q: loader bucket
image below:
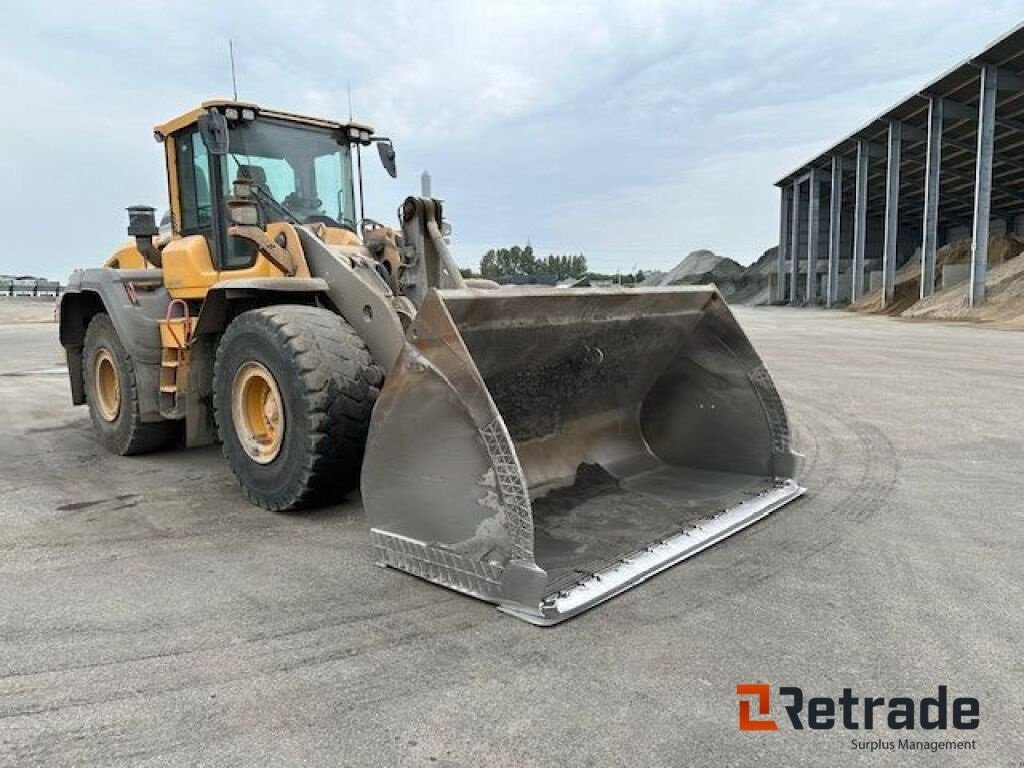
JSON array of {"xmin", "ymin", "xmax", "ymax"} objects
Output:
[{"xmin": 362, "ymin": 286, "xmax": 804, "ymax": 625}]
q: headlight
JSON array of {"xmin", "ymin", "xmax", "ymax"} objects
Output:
[
  {"xmin": 348, "ymin": 127, "xmax": 362, "ymax": 140},
  {"xmin": 360, "ymin": 131, "xmax": 370, "ymax": 143},
  {"xmin": 224, "ymin": 107, "xmax": 239, "ymax": 120},
  {"xmin": 241, "ymin": 108, "xmax": 256, "ymax": 121}
]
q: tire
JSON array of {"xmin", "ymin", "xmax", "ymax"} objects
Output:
[
  {"xmin": 213, "ymin": 305, "xmax": 383, "ymax": 511},
  {"xmin": 82, "ymin": 313, "xmax": 179, "ymax": 455}
]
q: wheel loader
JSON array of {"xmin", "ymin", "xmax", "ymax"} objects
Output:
[{"xmin": 58, "ymin": 100, "xmax": 804, "ymax": 624}]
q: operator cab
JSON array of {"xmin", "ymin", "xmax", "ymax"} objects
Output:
[{"xmin": 152, "ymin": 100, "xmax": 396, "ymax": 272}]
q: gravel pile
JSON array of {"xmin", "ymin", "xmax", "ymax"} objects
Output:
[{"xmin": 645, "ymin": 248, "xmax": 771, "ymax": 304}]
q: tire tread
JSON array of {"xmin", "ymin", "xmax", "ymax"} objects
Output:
[{"xmin": 213, "ymin": 305, "xmax": 382, "ymax": 510}]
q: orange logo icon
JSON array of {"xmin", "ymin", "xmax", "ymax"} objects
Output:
[{"xmin": 737, "ymin": 683, "xmax": 779, "ymax": 731}]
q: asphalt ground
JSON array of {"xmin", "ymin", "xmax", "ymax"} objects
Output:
[{"xmin": 0, "ymin": 303, "xmax": 1021, "ymax": 766}]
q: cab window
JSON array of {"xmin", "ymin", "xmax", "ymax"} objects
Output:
[
  {"xmin": 227, "ymin": 155, "xmax": 296, "ymax": 201},
  {"xmin": 222, "ymin": 118, "xmax": 356, "ymax": 229},
  {"xmin": 175, "ymin": 130, "xmax": 212, "ymax": 233}
]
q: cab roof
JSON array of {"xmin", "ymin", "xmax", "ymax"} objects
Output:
[{"xmin": 153, "ymin": 99, "xmax": 375, "ymax": 142}]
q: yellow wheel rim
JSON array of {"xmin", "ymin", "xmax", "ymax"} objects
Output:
[
  {"xmin": 94, "ymin": 348, "xmax": 121, "ymax": 422},
  {"xmin": 232, "ymin": 362, "xmax": 285, "ymax": 464}
]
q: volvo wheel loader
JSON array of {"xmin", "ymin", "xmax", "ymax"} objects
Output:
[{"xmin": 59, "ymin": 100, "xmax": 804, "ymax": 624}]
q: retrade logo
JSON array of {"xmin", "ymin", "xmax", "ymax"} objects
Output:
[
  {"xmin": 736, "ymin": 684, "xmax": 778, "ymax": 731},
  {"xmin": 735, "ymin": 684, "xmax": 979, "ymax": 732}
]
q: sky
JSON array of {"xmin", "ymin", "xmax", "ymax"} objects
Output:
[{"xmin": 1, "ymin": 1, "xmax": 1021, "ymax": 279}]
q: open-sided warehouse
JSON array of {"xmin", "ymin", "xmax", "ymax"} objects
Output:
[{"xmin": 776, "ymin": 22, "xmax": 1024, "ymax": 308}]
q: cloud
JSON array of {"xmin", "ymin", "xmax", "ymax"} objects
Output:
[{"xmin": 0, "ymin": 1, "xmax": 1020, "ymax": 279}]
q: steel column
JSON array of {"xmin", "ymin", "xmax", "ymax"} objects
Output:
[
  {"xmin": 790, "ymin": 178, "xmax": 801, "ymax": 305},
  {"xmin": 777, "ymin": 186, "xmax": 790, "ymax": 302},
  {"xmin": 881, "ymin": 121, "xmax": 902, "ymax": 308},
  {"xmin": 806, "ymin": 168, "xmax": 821, "ymax": 304},
  {"xmin": 920, "ymin": 98, "xmax": 943, "ymax": 299},
  {"xmin": 970, "ymin": 64, "xmax": 997, "ymax": 306},
  {"xmin": 851, "ymin": 140, "xmax": 869, "ymax": 302},
  {"xmin": 827, "ymin": 156, "xmax": 843, "ymax": 307}
]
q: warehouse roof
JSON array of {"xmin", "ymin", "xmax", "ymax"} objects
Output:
[{"xmin": 776, "ymin": 23, "xmax": 1024, "ymax": 226}]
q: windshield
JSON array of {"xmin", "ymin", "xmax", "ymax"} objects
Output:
[{"xmin": 223, "ymin": 118, "xmax": 356, "ymax": 228}]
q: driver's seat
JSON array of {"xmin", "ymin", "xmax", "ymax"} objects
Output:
[{"xmin": 236, "ymin": 164, "xmax": 268, "ymax": 190}]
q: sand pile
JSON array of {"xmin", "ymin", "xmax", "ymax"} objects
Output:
[
  {"xmin": 848, "ymin": 234, "xmax": 1024, "ymax": 318},
  {"xmin": 902, "ymin": 248, "xmax": 1024, "ymax": 326},
  {"xmin": 938, "ymin": 234, "xmax": 1024, "ymax": 267},
  {"xmin": 848, "ymin": 258, "xmax": 926, "ymax": 315}
]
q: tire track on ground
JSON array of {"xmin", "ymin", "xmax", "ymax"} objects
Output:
[{"xmin": 637, "ymin": 395, "xmax": 900, "ymax": 621}]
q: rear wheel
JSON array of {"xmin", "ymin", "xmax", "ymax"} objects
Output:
[
  {"xmin": 83, "ymin": 313, "xmax": 179, "ymax": 455},
  {"xmin": 213, "ymin": 305, "xmax": 382, "ymax": 511}
]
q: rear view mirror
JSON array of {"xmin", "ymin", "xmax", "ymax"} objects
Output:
[
  {"xmin": 198, "ymin": 110, "xmax": 230, "ymax": 155},
  {"xmin": 377, "ymin": 140, "xmax": 397, "ymax": 178}
]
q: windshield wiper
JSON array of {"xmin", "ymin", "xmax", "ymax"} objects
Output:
[
  {"xmin": 251, "ymin": 185, "xmax": 304, "ymax": 225},
  {"xmin": 228, "ymin": 152, "xmax": 304, "ymax": 225}
]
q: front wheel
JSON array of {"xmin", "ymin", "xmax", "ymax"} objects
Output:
[{"xmin": 213, "ymin": 305, "xmax": 382, "ymax": 511}]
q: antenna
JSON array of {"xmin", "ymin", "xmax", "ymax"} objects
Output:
[
  {"xmin": 349, "ymin": 83, "xmax": 365, "ymax": 227},
  {"xmin": 229, "ymin": 40, "xmax": 239, "ymax": 101}
]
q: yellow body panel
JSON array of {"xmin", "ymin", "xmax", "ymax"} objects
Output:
[
  {"xmin": 159, "ymin": 223, "xmax": 306, "ymax": 300},
  {"xmin": 159, "ymin": 318, "xmax": 192, "ymax": 349},
  {"xmin": 160, "ymin": 235, "xmax": 218, "ymax": 299},
  {"xmin": 262, "ymin": 222, "xmax": 310, "ymax": 278},
  {"xmin": 154, "ymin": 106, "xmax": 208, "ymax": 140},
  {"xmin": 104, "ymin": 241, "xmax": 151, "ymax": 270}
]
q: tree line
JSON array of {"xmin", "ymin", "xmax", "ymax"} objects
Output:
[
  {"xmin": 478, "ymin": 245, "xmax": 588, "ymax": 281},
  {"xmin": 468, "ymin": 244, "xmax": 647, "ymax": 284}
]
